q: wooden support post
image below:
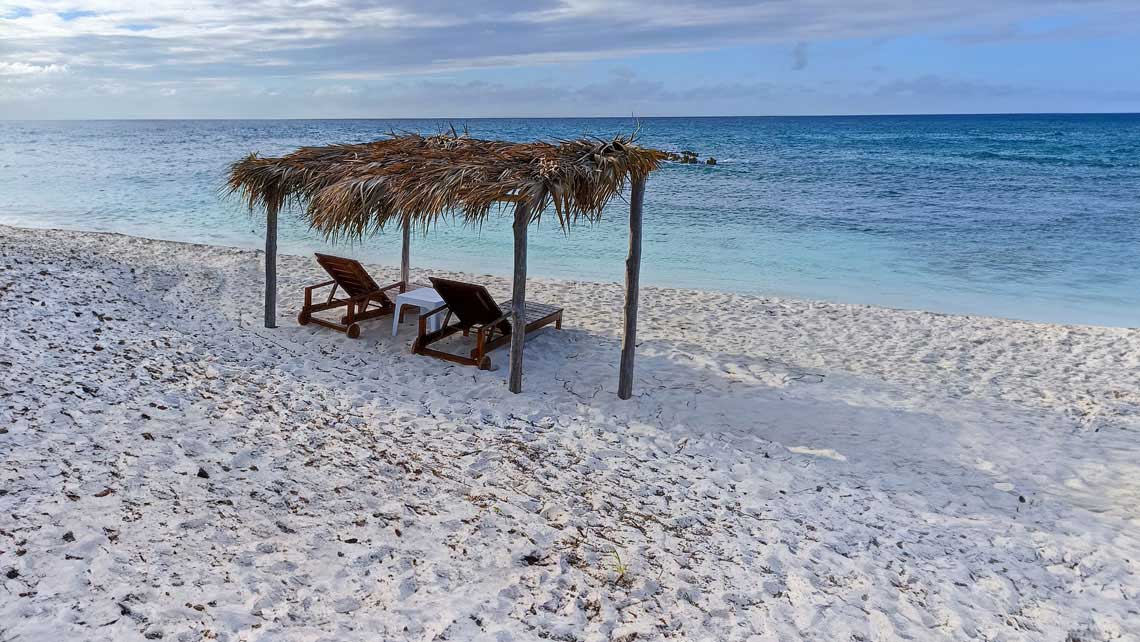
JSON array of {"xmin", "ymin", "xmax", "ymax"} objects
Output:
[
  {"xmin": 400, "ymin": 221, "xmax": 411, "ymax": 291},
  {"xmin": 618, "ymin": 175, "xmax": 645, "ymax": 400},
  {"xmin": 264, "ymin": 207, "xmax": 278, "ymax": 328},
  {"xmin": 508, "ymin": 202, "xmax": 530, "ymax": 394}
]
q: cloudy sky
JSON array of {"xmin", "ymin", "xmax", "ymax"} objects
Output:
[{"xmin": 2, "ymin": 1, "xmax": 1139, "ymax": 118}]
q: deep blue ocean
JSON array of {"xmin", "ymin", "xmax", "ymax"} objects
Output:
[{"xmin": 0, "ymin": 115, "xmax": 1137, "ymax": 326}]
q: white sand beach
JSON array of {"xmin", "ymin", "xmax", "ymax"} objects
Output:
[{"xmin": 1, "ymin": 223, "xmax": 1138, "ymax": 641}]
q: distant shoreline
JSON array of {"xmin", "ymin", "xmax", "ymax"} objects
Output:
[
  {"xmin": 2, "ymin": 112, "xmax": 1139, "ymax": 122},
  {"xmin": 4, "ymin": 222, "xmax": 1136, "ymax": 331}
]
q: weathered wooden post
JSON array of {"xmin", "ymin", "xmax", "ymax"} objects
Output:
[
  {"xmin": 400, "ymin": 219, "xmax": 411, "ymax": 290},
  {"xmin": 618, "ymin": 175, "xmax": 645, "ymax": 399},
  {"xmin": 508, "ymin": 202, "xmax": 530, "ymax": 393},
  {"xmin": 264, "ymin": 206, "xmax": 278, "ymax": 328}
]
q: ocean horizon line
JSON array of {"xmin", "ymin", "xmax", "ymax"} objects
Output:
[{"xmin": 2, "ymin": 111, "xmax": 1139, "ymax": 122}]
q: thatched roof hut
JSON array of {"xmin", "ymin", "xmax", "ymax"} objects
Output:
[{"xmin": 228, "ymin": 131, "xmax": 666, "ymax": 397}]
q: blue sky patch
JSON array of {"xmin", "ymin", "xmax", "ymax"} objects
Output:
[{"xmin": 58, "ymin": 9, "xmax": 98, "ymax": 21}]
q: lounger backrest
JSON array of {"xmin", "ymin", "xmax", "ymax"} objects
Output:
[
  {"xmin": 429, "ymin": 277, "xmax": 511, "ymax": 334},
  {"xmin": 315, "ymin": 254, "xmax": 383, "ymax": 299}
]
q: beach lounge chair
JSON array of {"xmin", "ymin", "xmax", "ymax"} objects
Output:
[
  {"xmin": 297, "ymin": 253, "xmax": 404, "ymax": 338},
  {"xmin": 412, "ymin": 277, "xmax": 563, "ymax": 370}
]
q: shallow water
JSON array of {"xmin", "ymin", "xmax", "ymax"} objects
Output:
[{"xmin": 1, "ymin": 115, "xmax": 1137, "ymax": 326}]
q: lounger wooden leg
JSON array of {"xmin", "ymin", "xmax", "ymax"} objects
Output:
[
  {"xmin": 473, "ymin": 328, "xmax": 487, "ymax": 364},
  {"xmin": 299, "ymin": 291, "xmax": 311, "ymax": 325},
  {"xmin": 344, "ymin": 302, "xmax": 361, "ymax": 338}
]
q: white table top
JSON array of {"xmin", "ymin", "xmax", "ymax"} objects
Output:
[{"xmin": 396, "ymin": 287, "xmax": 443, "ymax": 305}]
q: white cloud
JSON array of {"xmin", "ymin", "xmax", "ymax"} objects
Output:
[
  {"xmin": 0, "ymin": 61, "xmax": 68, "ymax": 75},
  {"xmin": 0, "ymin": 1, "xmax": 1138, "ymax": 116},
  {"xmin": 1, "ymin": 1, "xmax": 1136, "ymax": 82},
  {"xmin": 312, "ymin": 85, "xmax": 359, "ymax": 98}
]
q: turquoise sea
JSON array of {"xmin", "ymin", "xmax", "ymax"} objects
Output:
[{"xmin": 0, "ymin": 115, "xmax": 1137, "ymax": 327}]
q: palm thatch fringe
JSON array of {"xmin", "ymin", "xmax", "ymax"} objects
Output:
[{"xmin": 227, "ymin": 132, "xmax": 666, "ymax": 240}]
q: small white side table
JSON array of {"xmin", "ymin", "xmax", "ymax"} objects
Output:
[{"xmin": 392, "ymin": 287, "xmax": 446, "ymax": 337}]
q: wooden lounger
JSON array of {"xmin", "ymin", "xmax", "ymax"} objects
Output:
[
  {"xmin": 297, "ymin": 253, "xmax": 404, "ymax": 338},
  {"xmin": 411, "ymin": 277, "xmax": 563, "ymax": 370}
]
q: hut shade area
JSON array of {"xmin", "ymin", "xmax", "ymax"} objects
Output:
[{"xmin": 228, "ymin": 132, "xmax": 666, "ymax": 398}]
